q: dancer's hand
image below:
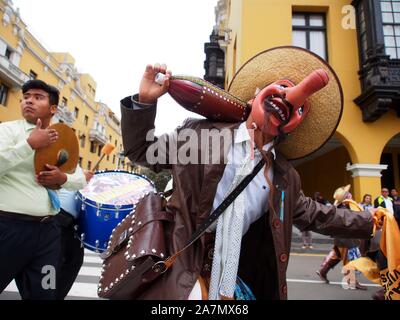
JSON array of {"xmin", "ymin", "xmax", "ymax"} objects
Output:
[
  {"xmin": 139, "ymin": 63, "xmax": 171, "ymax": 104},
  {"xmin": 369, "ymin": 208, "xmax": 385, "ymax": 231}
]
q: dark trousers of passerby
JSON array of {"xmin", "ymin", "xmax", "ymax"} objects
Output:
[
  {"xmin": 0, "ymin": 210, "xmax": 61, "ymax": 300},
  {"xmin": 54, "ymin": 209, "xmax": 84, "ymax": 300},
  {"xmin": 301, "ymin": 231, "xmax": 312, "ymax": 246}
]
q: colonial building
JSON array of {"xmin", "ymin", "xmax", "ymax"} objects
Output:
[
  {"xmin": 0, "ymin": 0, "xmax": 132, "ymax": 172},
  {"xmin": 205, "ymin": 0, "xmax": 400, "ymax": 202}
]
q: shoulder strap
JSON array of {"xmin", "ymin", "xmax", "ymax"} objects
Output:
[{"xmin": 161, "ymin": 159, "xmax": 265, "ymax": 271}]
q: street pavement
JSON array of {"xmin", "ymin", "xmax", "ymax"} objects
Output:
[
  {"xmin": 0, "ymin": 249, "xmax": 101, "ymax": 300},
  {"xmin": 289, "ymin": 228, "xmax": 380, "ymax": 300},
  {"xmin": 0, "ymin": 229, "xmax": 381, "ymax": 300}
]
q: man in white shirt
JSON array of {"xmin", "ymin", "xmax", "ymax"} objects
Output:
[
  {"xmin": 374, "ymin": 188, "xmax": 394, "ymax": 213},
  {"xmin": 0, "ymin": 80, "xmax": 86, "ymax": 300}
]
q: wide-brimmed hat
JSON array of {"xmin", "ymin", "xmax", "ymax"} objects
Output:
[
  {"xmin": 333, "ymin": 184, "xmax": 351, "ymax": 206},
  {"xmin": 228, "ymin": 46, "xmax": 343, "ymax": 160}
]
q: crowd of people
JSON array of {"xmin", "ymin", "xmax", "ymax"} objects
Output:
[{"xmin": 306, "ymin": 186, "xmax": 400, "ymax": 298}]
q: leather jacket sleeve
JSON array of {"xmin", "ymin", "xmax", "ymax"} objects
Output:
[
  {"xmin": 293, "ymin": 190, "xmax": 374, "ymax": 239},
  {"xmin": 120, "ymin": 94, "xmax": 181, "ymax": 173}
]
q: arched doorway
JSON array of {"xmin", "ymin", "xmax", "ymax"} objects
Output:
[
  {"xmin": 380, "ymin": 133, "xmax": 400, "ymax": 191},
  {"xmin": 292, "ymin": 133, "xmax": 353, "ymax": 203}
]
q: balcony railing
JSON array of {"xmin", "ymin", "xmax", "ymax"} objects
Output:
[
  {"xmin": 89, "ymin": 127, "xmax": 108, "ymax": 145},
  {"xmin": 0, "ymin": 55, "xmax": 30, "ymax": 88}
]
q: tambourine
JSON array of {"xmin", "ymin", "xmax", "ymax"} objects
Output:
[{"xmin": 34, "ymin": 123, "xmax": 79, "ymax": 174}]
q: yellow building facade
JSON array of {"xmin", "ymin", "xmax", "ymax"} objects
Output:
[
  {"xmin": 214, "ymin": 0, "xmax": 400, "ymax": 203},
  {"xmin": 0, "ymin": 0, "xmax": 130, "ymax": 172}
]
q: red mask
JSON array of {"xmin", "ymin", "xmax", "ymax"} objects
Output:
[{"xmin": 249, "ymin": 69, "xmax": 329, "ymax": 137}]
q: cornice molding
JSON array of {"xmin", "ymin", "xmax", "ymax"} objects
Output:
[{"xmin": 346, "ymin": 163, "xmax": 388, "ymax": 177}]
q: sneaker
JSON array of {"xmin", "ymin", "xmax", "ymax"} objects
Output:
[
  {"xmin": 343, "ymin": 283, "xmax": 356, "ymax": 290},
  {"xmin": 343, "ymin": 278, "xmax": 357, "ymax": 290},
  {"xmin": 308, "ymin": 245, "xmax": 314, "ymax": 249},
  {"xmin": 301, "ymin": 245, "xmax": 307, "ymax": 249}
]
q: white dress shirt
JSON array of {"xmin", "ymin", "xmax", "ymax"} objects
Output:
[
  {"xmin": 383, "ymin": 197, "xmax": 394, "ymax": 213},
  {"xmin": 210, "ymin": 122, "xmax": 275, "ymax": 235},
  {"xmin": 0, "ymin": 119, "xmax": 87, "ymax": 216}
]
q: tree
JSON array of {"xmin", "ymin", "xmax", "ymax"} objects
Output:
[{"xmin": 137, "ymin": 166, "xmax": 172, "ymax": 192}]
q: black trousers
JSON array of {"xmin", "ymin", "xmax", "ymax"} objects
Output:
[
  {"xmin": 54, "ymin": 210, "xmax": 84, "ymax": 300},
  {"xmin": 0, "ymin": 213, "xmax": 61, "ymax": 300}
]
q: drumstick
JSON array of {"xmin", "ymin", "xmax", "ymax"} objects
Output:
[{"xmin": 93, "ymin": 143, "xmax": 116, "ymax": 171}]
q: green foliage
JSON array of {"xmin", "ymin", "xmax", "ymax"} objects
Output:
[{"xmin": 138, "ymin": 167, "xmax": 172, "ymax": 192}]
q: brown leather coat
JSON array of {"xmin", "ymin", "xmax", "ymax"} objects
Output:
[{"xmin": 121, "ymin": 96, "xmax": 373, "ymax": 300}]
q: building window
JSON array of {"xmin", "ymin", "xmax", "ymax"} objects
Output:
[
  {"xmin": 98, "ymin": 145, "xmax": 103, "ymax": 157},
  {"xmin": 381, "ymin": 0, "xmax": 400, "ymax": 58},
  {"xmin": 113, "ymin": 155, "xmax": 116, "ymax": 164},
  {"xmin": 216, "ymin": 62, "xmax": 224, "ymax": 77},
  {"xmin": 292, "ymin": 13, "xmax": 327, "ymax": 60},
  {"xmin": 80, "ymin": 135, "xmax": 86, "ymax": 148},
  {"xmin": 0, "ymin": 83, "xmax": 9, "ymax": 106},
  {"xmin": 0, "ymin": 40, "xmax": 20, "ymax": 65},
  {"xmin": 358, "ymin": 1, "xmax": 368, "ymax": 62},
  {"xmin": 61, "ymin": 97, "xmax": 68, "ymax": 107},
  {"xmin": 88, "ymin": 84, "xmax": 95, "ymax": 95},
  {"xmin": 90, "ymin": 141, "xmax": 96, "ymax": 153},
  {"xmin": 74, "ymin": 107, "xmax": 79, "ymax": 119},
  {"xmin": 29, "ymin": 70, "xmax": 38, "ymax": 80},
  {"xmin": 84, "ymin": 115, "xmax": 89, "ymax": 126},
  {"xmin": 5, "ymin": 47, "xmax": 12, "ymax": 60},
  {"xmin": 87, "ymin": 161, "xmax": 92, "ymax": 171},
  {"xmin": 78, "ymin": 157, "xmax": 83, "ymax": 167},
  {"xmin": 0, "ymin": 39, "xmax": 8, "ymax": 58}
]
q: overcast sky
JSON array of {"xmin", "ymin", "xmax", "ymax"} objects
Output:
[{"xmin": 12, "ymin": 0, "xmax": 217, "ymax": 134}]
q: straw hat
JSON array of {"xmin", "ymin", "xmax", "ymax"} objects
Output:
[
  {"xmin": 333, "ymin": 184, "xmax": 351, "ymax": 206},
  {"xmin": 228, "ymin": 46, "xmax": 343, "ymax": 160}
]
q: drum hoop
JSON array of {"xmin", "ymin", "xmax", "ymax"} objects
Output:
[
  {"xmin": 76, "ymin": 197, "xmax": 136, "ymax": 211},
  {"xmin": 82, "ymin": 241, "xmax": 106, "ymax": 253}
]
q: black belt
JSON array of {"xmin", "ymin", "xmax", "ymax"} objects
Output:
[
  {"xmin": 0, "ymin": 210, "xmax": 55, "ymax": 223},
  {"xmin": 54, "ymin": 209, "xmax": 75, "ymax": 227}
]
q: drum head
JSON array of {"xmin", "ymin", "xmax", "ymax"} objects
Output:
[{"xmin": 79, "ymin": 171, "xmax": 156, "ymax": 207}]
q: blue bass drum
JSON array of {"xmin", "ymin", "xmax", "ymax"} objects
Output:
[{"xmin": 77, "ymin": 170, "xmax": 156, "ymax": 252}]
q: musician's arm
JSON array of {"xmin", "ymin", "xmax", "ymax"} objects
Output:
[
  {"xmin": 0, "ymin": 123, "xmax": 33, "ymax": 177},
  {"xmin": 62, "ymin": 165, "xmax": 87, "ymax": 191},
  {"xmin": 121, "ymin": 94, "xmax": 180, "ymax": 173}
]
